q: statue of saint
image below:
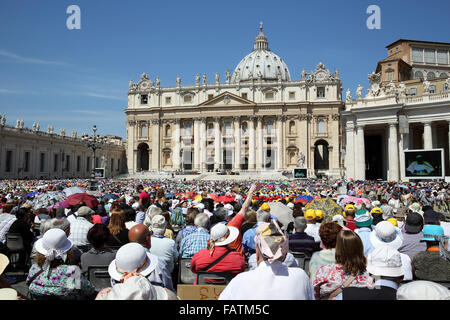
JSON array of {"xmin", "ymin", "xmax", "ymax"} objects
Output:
[
  {"xmin": 202, "ymin": 74, "xmax": 207, "ymax": 84},
  {"xmin": 356, "ymin": 84, "xmax": 363, "ymax": 99},
  {"xmin": 215, "ymin": 72, "xmax": 220, "ymax": 83},
  {"xmin": 297, "ymin": 152, "xmax": 305, "ymax": 168},
  {"xmin": 345, "ymin": 89, "xmax": 352, "ymax": 102},
  {"xmin": 226, "ymin": 70, "xmax": 231, "ymax": 83},
  {"xmin": 195, "ymin": 74, "xmax": 200, "ymax": 85},
  {"xmin": 176, "ymin": 76, "xmax": 181, "ymax": 86}
]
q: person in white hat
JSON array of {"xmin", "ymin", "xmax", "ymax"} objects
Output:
[
  {"xmin": 27, "ymin": 228, "xmax": 96, "ymax": 300},
  {"xmin": 396, "ymin": 280, "xmax": 450, "ymax": 300},
  {"xmin": 342, "ymin": 246, "xmax": 405, "ymax": 300},
  {"xmin": 96, "ymin": 243, "xmax": 177, "ymax": 300},
  {"xmin": 369, "ymin": 221, "xmax": 413, "ymax": 280},
  {"xmin": 190, "ymin": 222, "xmax": 245, "ymax": 284}
]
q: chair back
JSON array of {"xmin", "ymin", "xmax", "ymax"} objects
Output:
[
  {"xmin": 178, "ymin": 258, "xmax": 196, "ymax": 284},
  {"xmin": 87, "ymin": 265, "xmax": 111, "ymax": 292},
  {"xmin": 196, "ymin": 271, "xmax": 233, "ymax": 285},
  {"xmin": 290, "ymin": 251, "xmax": 312, "ymax": 274},
  {"xmin": 5, "ymin": 233, "xmax": 24, "ymax": 253}
]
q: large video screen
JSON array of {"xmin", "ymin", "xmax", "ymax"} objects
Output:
[
  {"xmin": 93, "ymin": 168, "xmax": 105, "ymax": 179},
  {"xmin": 404, "ymin": 149, "xmax": 444, "ymax": 179},
  {"xmin": 293, "ymin": 168, "xmax": 308, "ymax": 179}
]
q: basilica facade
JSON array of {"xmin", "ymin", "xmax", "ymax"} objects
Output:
[{"xmin": 125, "ymin": 26, "xmax": 344, "ymax": 178}]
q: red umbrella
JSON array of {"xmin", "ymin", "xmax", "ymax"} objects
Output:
[{"xmin": 67, "ymin": 193, "xmax": 99, "ymax": 209}]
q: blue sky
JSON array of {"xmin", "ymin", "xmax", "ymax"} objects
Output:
[{"xmin": 1, "ymin": 0, "xmax": 449, "ymax": 139}]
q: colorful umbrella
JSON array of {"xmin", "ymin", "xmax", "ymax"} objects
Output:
[
  {"xmin": 67, "ymin": 193, "xmax": 99, "ymax": 209},
  {"xmin": 341, "ymin": 196, "xmax": 370, "ymax": 205},
  {"xmin": 304, "ymin": 198, "xmax": 343, "ymax": 223}
]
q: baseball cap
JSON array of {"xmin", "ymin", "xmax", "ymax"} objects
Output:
[{"xmin": 405, "ymin": 212, "xmax": 423, "ymax": 234}]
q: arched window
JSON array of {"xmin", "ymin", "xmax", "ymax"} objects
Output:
[
  {"xmin": 439, "ymin": 72, "xmax": 448, "ymax": 78},
  {"xmin": 426, "ymin": 71, "xmax": 436, "ymax": 80},
  {"xmin": 314, "ymin": 140, "xmax": 329, "ymax": 170},
  {"xmin": 414, "ymin": 71, "xmax": 423, "ymax": 79}
]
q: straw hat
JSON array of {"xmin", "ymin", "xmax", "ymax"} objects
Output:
[{"xmin": 209, "ymin": 223, "xmax": 239, "ymax": 246}]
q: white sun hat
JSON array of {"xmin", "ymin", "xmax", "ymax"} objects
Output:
[
  {"xmin": 108, "ymin": 243, "xmax": 158, "ymax": 282},
  {"xmin": 34, "ymin": 228, "xmax": 73, "ymax": 273},
  {"xmin": 370, "ymin": 221, "xmax": 403, "ymax": 250},
  {"xmin": 366, "ymin": 246, "xmax": 404, "ymax": 277},
  {"xmin": 210, "ymin": 223, "xmax": 239, "ymax": 246},
  {"xmin": 397, "ymin": 280, "xmax": 450, "ymax": 300}
]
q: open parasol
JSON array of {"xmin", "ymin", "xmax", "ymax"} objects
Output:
[{"xmin": 304, "ymin": 198, "xmax": 343, "ymax": 223}]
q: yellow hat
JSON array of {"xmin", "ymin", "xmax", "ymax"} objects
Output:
[
  {"xmin": 387, "ymin": 218, "xmax": 398, "ymax": 227},
  {"xmin": 314, "ymin": 210, "xmax": 324, "ymax": 219},
  {"xmin": 304, "ymin": 209, "xmax": 316, "ymax": 221},
  {"xmin": 261, "ymin": 203, "xmax": 270, "ymax": 211},
  {"xmin": 371, "ymin": 207, "xmax": 383, "ymax": 214},
  {"xmin": 345, "ymin": 204, "xmax": 356, "ymax": 212}
]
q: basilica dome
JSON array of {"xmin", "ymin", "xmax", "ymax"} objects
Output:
[{"xmin": 232, "ymin": 24, "xmax": 291, "ymax": 83}]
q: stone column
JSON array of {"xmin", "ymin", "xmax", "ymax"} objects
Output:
[
  {"xmin": 233, "ymin": 116, "xmax": 241, "ymax": 170},
  {"xmin": 200, "ymin": 118, "xmax": 207, "ymax": 171},
  {"xmin": 399, "ymin": 132, "xmax": 409, "ymax": 181},
  {"xmin": 344, "ymin": 123, "xmax": 355, "ymax": 179},
  {"xmin": 423, "ymin": 122, "xmax": 433, "ymax": 149},
  {"xmin": 172, "ymin": 119, "xmax": 181, "ymax": 170},
  {"xmin": 355, "ymin": 124, "xmax": 365, "ymax": 180},
  {"xmin": 127, "ymin": 120, "xmax": 136, "ymax": 173},
  {"xmin": 388, "ymin": 123, "xmax": 399, "ymax": 181},
  {"xmin": 151, "ymin": 119, "xmax": 160, "ymax": 171},
  {"xmin": 276, "ymin": 116, "xmax": 283, "ymax": 170},
  {"xmin": 256, "ymin": 116, "xmax": 263, "ymax": 170},
  {"xmin": 248, "ymin": 116, "xmax": 256, "ymax": 170},
  {"xmin": 214, "ymin": 117, "xmax": 222, "ymax": 170},
  {"xmin": 193, "ymin": 118, "xmax": 200, "ymax": 170}
]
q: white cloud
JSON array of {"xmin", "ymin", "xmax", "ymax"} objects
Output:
[
  {"xmin": 0, "ymin": 49, "xmax": 66, "ymax": 66},
  {"xmin": 82, "ymin": 92, "xmax": 125, "ymax": 101}
]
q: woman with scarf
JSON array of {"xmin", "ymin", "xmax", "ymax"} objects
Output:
[
  {"xmin": 26, "ymin": 228, "xmax": 96, "ymax": 300},
  {"xmin": 219, "ymin": 220, "xmax": 315, "ymax": 300}
]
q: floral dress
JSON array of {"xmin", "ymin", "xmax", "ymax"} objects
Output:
[
  {"xmin": 27, "ymin": 263, "xmax": 96, "ymax": 300},
  {"xmin": 312, "ymin": 263, "xmax": 373, "ymax": 300}
]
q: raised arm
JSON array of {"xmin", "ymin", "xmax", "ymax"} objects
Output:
[{"xmin": 236, "ymin": 183, "xmax": 260, "ymax": 219}]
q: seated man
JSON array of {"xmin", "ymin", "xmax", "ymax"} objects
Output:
[
  {"xmin": 242, "ymin": 209, "xmax": 271, "ymax": 256},
  {"xmin": 128, "ymin": 224, "xmax": 174, "ymax": 291},
  {"xmin": 149, "ymin": 215, "xmax": 178, "ymax": 274},
  {"xmin": 219, "ymin": 220, "xmax": 314, "ymax": 300},
  {"xmin": 288, "ymin": 216, "xmax": 317, "ymax": 255},
  {"xmin": 179, "ymin": 213, "xmax": 210, "ymax": 259},
  {"xmin": 412, "ymin": 224, "xmax": 450, "ymax": 282}
]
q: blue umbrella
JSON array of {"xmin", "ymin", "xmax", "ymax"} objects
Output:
[
  {"xmin": 26, "ymin": 192, "xmax": 38, "ymax": 198},
  {"xmin": 102, "ymin": 194, "xmax": 119, "ymax": 202}
]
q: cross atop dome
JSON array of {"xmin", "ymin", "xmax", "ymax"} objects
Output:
[{"xmin": 254, "ymin": 22, "xmax": 269, "ymax": 51}]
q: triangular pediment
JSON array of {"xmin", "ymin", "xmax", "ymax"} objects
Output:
[{"xmin": 199, "ymin": 91, "xmax": 254, "ymax": 107}]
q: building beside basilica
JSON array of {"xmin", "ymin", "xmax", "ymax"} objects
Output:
[
  {"xmin": 343, "ymin": 39, "xmax": 450, "ymax": 181},
  {"xmin": 125, "ymin": 25, "xmax": 344, "ymax": 178},
  {"xmin": 0, "ymin": 117, "xmax": 126, "ymax": 179}
]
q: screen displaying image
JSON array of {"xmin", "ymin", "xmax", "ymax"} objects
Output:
[
  {"xmin": 293, "ymin": 168, "xmax": 308, "ymax": 179},
  {"xmin": 93, "ymin": 168, "xmax": 105, "ymax": 179},
  {"xmin": 404, "ymin": 149, "xmax": 444, "ymax": 178}
]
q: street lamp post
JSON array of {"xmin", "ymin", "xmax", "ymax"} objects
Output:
[{"xmin": 81, "ymin": 125, "xmax": 107, "ymax": 184}]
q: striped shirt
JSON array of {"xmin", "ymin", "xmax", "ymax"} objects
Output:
[{"xmin": 68, "ymin": 217, "xmax": 94, "ymax": 247}]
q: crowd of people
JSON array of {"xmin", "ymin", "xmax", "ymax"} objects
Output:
[{"xmin": 0, "ymin": 177, "xmax": 449, "ymax": 300}]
